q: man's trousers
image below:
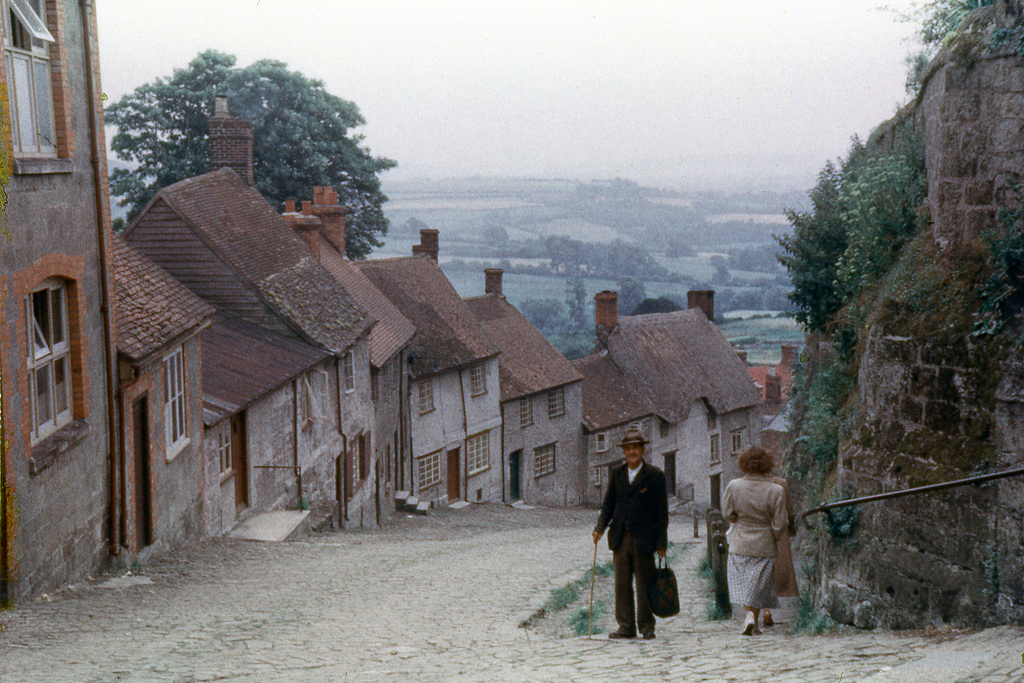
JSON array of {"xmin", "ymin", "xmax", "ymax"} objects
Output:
[{"xmin": 613, "ymin": 531, "xmax": 656, "ymax": 636}]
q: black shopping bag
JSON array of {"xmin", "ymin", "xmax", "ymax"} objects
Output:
[{"xmin": 649, "ymin": 556, "xmax": 680, "ymax": 618}]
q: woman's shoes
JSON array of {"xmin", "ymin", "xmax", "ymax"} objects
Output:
[
  {"xmin": 763, "ymin": 610, "xmax": 774, "ymax": 627},
  {"xmin": 741, "ymin": 612, "xmax": 758, "ymax": 636}
]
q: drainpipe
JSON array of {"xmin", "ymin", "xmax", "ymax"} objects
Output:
[
  {"xmin": 81, "ymin": 0, "xmax": 121, "ymax": 557},
  {"xmin": 458, "ymin": 368, "xmax": 469, "ymax": 502},
  {"xmin": 336, "ymin": 359, "xmax": 347, "ymax": 525},
  {"xmin": 500, "ymin": 402, "xmax": 506, "ymax": 503},
  {"xmin": 293, "ymin": 378, "xmax": 300, "ymax": 508}
]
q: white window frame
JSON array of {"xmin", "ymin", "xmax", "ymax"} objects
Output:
[
  {"xmin": 469, "ymin": 364, "xmax": 487, "ymax": 396},
  {"xmin": 417, "ymin": 450, "xmax": 442, "ymax": 489},
  {"xmin": 534, "ymin": 442, "xmax": 556, "ymax": 478},
  {"xmin": 466, "ymin": 431, "xmax": 490, "ymax": 475},
  {"xmin": 26, "ymin": 280, "xmax": 72, "ymax": 442},
  {"xmin": 595, "ymin": 432, "xmax": 608, "ymax": 452},
  {"xmin": 710, "ymin": 433, "xmax": 721, "ymax": 464},
  {"xmin": 591, "ymin": 463, "xmax": 607, "ymax": 488},
  {"xmin": 519, "ymin": 396, "xmax": 533, "ymax": 428},
  {"xmin": 4, "ymin": 0, "xmax": 56, "ymax": 156},
  {"xmin": 343, "ymin": 352, "xmax": 355, "ymax": 392},
  {"xmin": 218, "ymin": 430, "xmax": 232, "ymax": 476},
  {"xmin": 417, "ymin": 379, "xmax": 434, "ymax": 415},
  {"xmin": 164, "ymin": 346, "xmax": 188, "ymax": 457},
  {"xmin": 547, "ymin": 386, "xmax": 565, "ymax": 418}
]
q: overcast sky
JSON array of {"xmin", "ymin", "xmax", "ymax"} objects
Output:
[{"xmin": 96, "ymin": 1, "xmax": 922, "ymax": 192}]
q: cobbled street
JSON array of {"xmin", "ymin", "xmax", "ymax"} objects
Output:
[{"xmin": 0, "ymin": 505, "xmax": 1021, "ymax": 682}]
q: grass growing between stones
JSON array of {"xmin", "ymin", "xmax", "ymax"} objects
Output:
[
  {"xmin": 790, "ymin": 593, "xmax": 834, "ymax": 635},
  {"xmin": 697, "ymin": 555, "xmax": 731, "ymax": 621},
  {"xmin": 568, "ymin": 599, "xmax": 607, "ymax": 636}
]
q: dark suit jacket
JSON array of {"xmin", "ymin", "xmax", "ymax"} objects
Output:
[{"xmin": 594, "ymin": 461, "xmax": 669, "ymax": 554}]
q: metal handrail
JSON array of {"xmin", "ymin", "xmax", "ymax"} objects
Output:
[{"xmin": 802, "ymin": 466, "xmax": 1024, "ymax": 522}]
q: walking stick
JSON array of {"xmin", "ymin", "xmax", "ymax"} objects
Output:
[{"xmin": 588, "ymin": 539, "xmax": 598, "ymax": 639}]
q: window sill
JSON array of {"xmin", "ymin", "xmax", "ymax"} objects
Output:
[
  {"xmin": 166, "ymin": 437, "xmax": 191, "ymax": 463},
  {"xmin": 14, "ymin": 157, "xmax": 75, "ymax": 175},
  {"xmin": 30, "ymin": 419, "xmax": 90, "ymax": 475},
  {"xmin": 220, "ymin": 469, "xmax": 234, "ymax": 484},
  {"xmin": 534, "ymin": 470, "xmax": 556, "ymax": 480},
  {"xmin": 468, "ymin": 465, "xmax": 490, "ymax": 478}
]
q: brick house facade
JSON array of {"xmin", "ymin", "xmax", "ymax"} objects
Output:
[{"xmin": 0, "ymin": 0, "xmax": 117, "ymax": 600}]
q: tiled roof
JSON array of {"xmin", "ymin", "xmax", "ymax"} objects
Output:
[
  {"xmin": 151, "ymin": 168, "xmax": 371, "ymax": 353},
  {"xmin": 465, "ymin": 294, "xmax": 581, "ymax": 402},
  {"xmin": 571, "ymin": 351, "xmax": 654, "ymax": 431},
  {"xmin": 357, "ymin": 256, "xmax": 499, "ymax": 379},
  {"xmin": 200, "ymin": 312, "xmax": 331, "ymax": 426},
  {"xmin": 748, "ymin": 364, "xmax": 793, "ymax": 402},
  {"xmin": 112, "ymin": 236, "xmax": 214, "ymax": 362},
  {"xmin": 318, "ymin": 243, "xmax": 414, "ymax": 368},
  {"xmin": 606, "ymin": 309, "xmax": 761, "ymax": 423}
]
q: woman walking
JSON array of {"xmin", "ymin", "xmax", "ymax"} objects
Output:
[
  {"xmin": 723, "ymin": 446, "xmax": 788, "ymax": 635},
  {"xmin": 762, "ymin": 472, "xmax": 798, "ymax": 627}
]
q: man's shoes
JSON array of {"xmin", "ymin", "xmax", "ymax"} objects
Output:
[
  {"xmin": 641, "ymin": 631, "xmax": 656, "ymax": 640},
  {"xmin": 608, "ymin": 629, "xmax": 636, "ymax": 640},
  {"xmin": 741, "ymin": 612, "xmax": 758, "ymax": 636}
]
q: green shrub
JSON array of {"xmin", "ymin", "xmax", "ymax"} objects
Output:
[
  {"xmin": 544, "ymin": 583, "xmax": 580, "ymax": 612},
  {"xmin": 568, "ymin": 600, "xmax": 607, "ymax": 636},
  {"xmin": 791, "ymin": 594, "xmax": 834, "ymax": 635}
]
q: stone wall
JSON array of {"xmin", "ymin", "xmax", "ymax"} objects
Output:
[{"xmin": 816, "ymin": 7, "xmax": 1024, "ymax": 627}]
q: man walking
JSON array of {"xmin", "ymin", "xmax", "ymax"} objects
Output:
[{"xmin": 592, "ymin": 427, "xmax": 669, "ymax": 640}]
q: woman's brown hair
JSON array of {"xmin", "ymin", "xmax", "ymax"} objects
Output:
[{"xmin": 737, "ymin": 446, "xmax": 774, "ymax": 476}]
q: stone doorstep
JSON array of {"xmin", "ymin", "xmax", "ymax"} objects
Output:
[{"xmin": 228, "ymin": 510, "xmax": 311, "ymax": 542}]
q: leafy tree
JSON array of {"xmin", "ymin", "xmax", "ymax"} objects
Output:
[
  {"xmin": 566, "ymin": 276, "xmax": 588, "ymax": 331},
  {"xmin": 632, "ymin": 297, "xmax": 682, "ymax": 315},
  {"xmin": 520, "ymin": 298, "xmax": 567, "ymax": 336},
  {"xmin": 617, "ymin": 277, "xmax": 647, "ymax": 317},
  {"xmin": 107, "ymin": 50, "xmax": 396, "ymax": 258}
]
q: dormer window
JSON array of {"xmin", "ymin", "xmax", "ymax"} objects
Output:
[{"xmin": 4, "ymin": 0, "xmax": 56, "ymax": 156}]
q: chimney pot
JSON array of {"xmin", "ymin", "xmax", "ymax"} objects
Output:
[
  {"xmin": 765, "ymin": 373, "xmax": 782, "ymax": 404},
  {"xmin": 285, "ymin": 198, "xmax": 296, "ymax": 213},
  {"xmin": 484, "ymin": 268, "xmax": 504, "ymax": 296},
  {"xmin": 687, "ymin": 290, "xmax": 715, "ymax": 321},
  {"xmin": 302, "ymin": 201, "xmax": 312, "ymax": 216},
  {"xmin": 595, "ymin": 290, "xmax": 618, "ymax": 337},
  {"xmin": 310, "ymin": 186, "xmax": 347, "ymax": 255},
  {"xmin": 214, "ymin": 94, "xmax": 229, "ymax": 117},
  {"xmin": 415, "ymin": 228, "xmax": 439, "ymax": 262},
  {"xmin": 207, "ymin": 100, "xmax": 254, "ymax": 186},
  {"xmin": 781, "ymin": 344, "xmax": 798, "ymax": 368}
]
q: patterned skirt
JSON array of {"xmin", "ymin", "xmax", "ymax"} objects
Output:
[{"xmin": 727, "ymin": 554, "xmax": 779, "ymax": 609}]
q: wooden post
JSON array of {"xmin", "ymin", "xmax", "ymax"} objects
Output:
[{"xmin": 707, "ymin": 509, "xmax": 731, "ymax": 616}]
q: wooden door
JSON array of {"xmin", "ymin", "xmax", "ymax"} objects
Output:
[
  {"xmin": 663, "ymin": 452, "xmax": 676, "ymax": 497},
  {"xmin": 132, "ymin": 397, "xmax": 153, "ymax": 549},
  {"xmin": 447, "ymin": 448, "xmax": 460, "ymax": 501},
  {"xmin": 710, "ymin": 473, "xmax": 721, "ymax": 510},
  {"xmin": 509, "ymin": 450, "xmax": 521, "ymax": 500},
  {"xmin": 231, "ymin": 412, "xmax": 249, "ymax": 511}
]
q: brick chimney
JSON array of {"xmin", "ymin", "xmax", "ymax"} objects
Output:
[
  {"xmin": 484, "ymin": 268, "xmax": 503, "ymax": 296},
  {"xmin": 780, "ymin": 344, "xmax": 798, "ymax": 368},
  {"xmin": 736, "ymin": 349, "xmax": 748, "ymax": 365},
  {"xmin": 311, "ymin": 186, "xmax": 346, "ymax": 256},
  {"xmin": 412, "ymin": 228, "xmax": 439, "ymax": 262},
  {"xmin": 687, "ymin": 290, "xmax": 714, "ymax": 321},
  {"xmin": 765, "ymin": 373, "xmax": 782, "ymax": 404},
  {"xmin": 595, "ymin": 291, "xmax": 618, "ymax": 339},
  {"xmin": 282, "ymin": 199, "xmax": 323, "ymax": 259},
  {"xmin": 208, "ymin": 95, "xmax": 254, "ymax": 186}
]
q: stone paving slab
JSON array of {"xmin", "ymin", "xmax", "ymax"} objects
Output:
[{"xmin": 0, "ymin": 504, "xmax": 1020, "ymax": 681}]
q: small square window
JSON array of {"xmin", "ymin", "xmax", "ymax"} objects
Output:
[
  {"xmin": 595, "ymin": 432, "xmax": 608, "ymax": 452},
  {"xmin": 164, "ymin": 346, "xmax": 187, "ymax": 452},
  {"xmin": 467, "ymin": 431, "xmax": 490, "ymax": 475},
  {"xmin": 418, "ymin": 450, "xmax": 442, "ymax": 488},
  {"xmin": 591, "ymin": 464, "xmax": 607, "ymax": 488},
  {"xmin": 534, "ymin": 443, "xmax": 556, "ymax": 478},
  {"xmin": 343, "ymin": 352, "xmax": 355, "ymax": 392},
  {"xmin": 731, "ymin": 429, "xmax": 744, "ymax": 455},
  {"xmin": 547, "ymin": 387, "xmax": 565, "ymax": 418},
  {"xmin": 710, "ymin": 434, "xmax": 720, "ymax": 464},
  {"xmin": 469, "ymin": 364, "xmax": 487, "ymax": 396},
  {"xmin": 519, "ymin": 397, "xmax": 533, "ymax": 428},
  {"xmin": 659, "ymin": 419, "xmax": 670, "ymax": 438},
  {"xmin": 417, "ymin": 379, "xmax": 434, "ymax": 415}
]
